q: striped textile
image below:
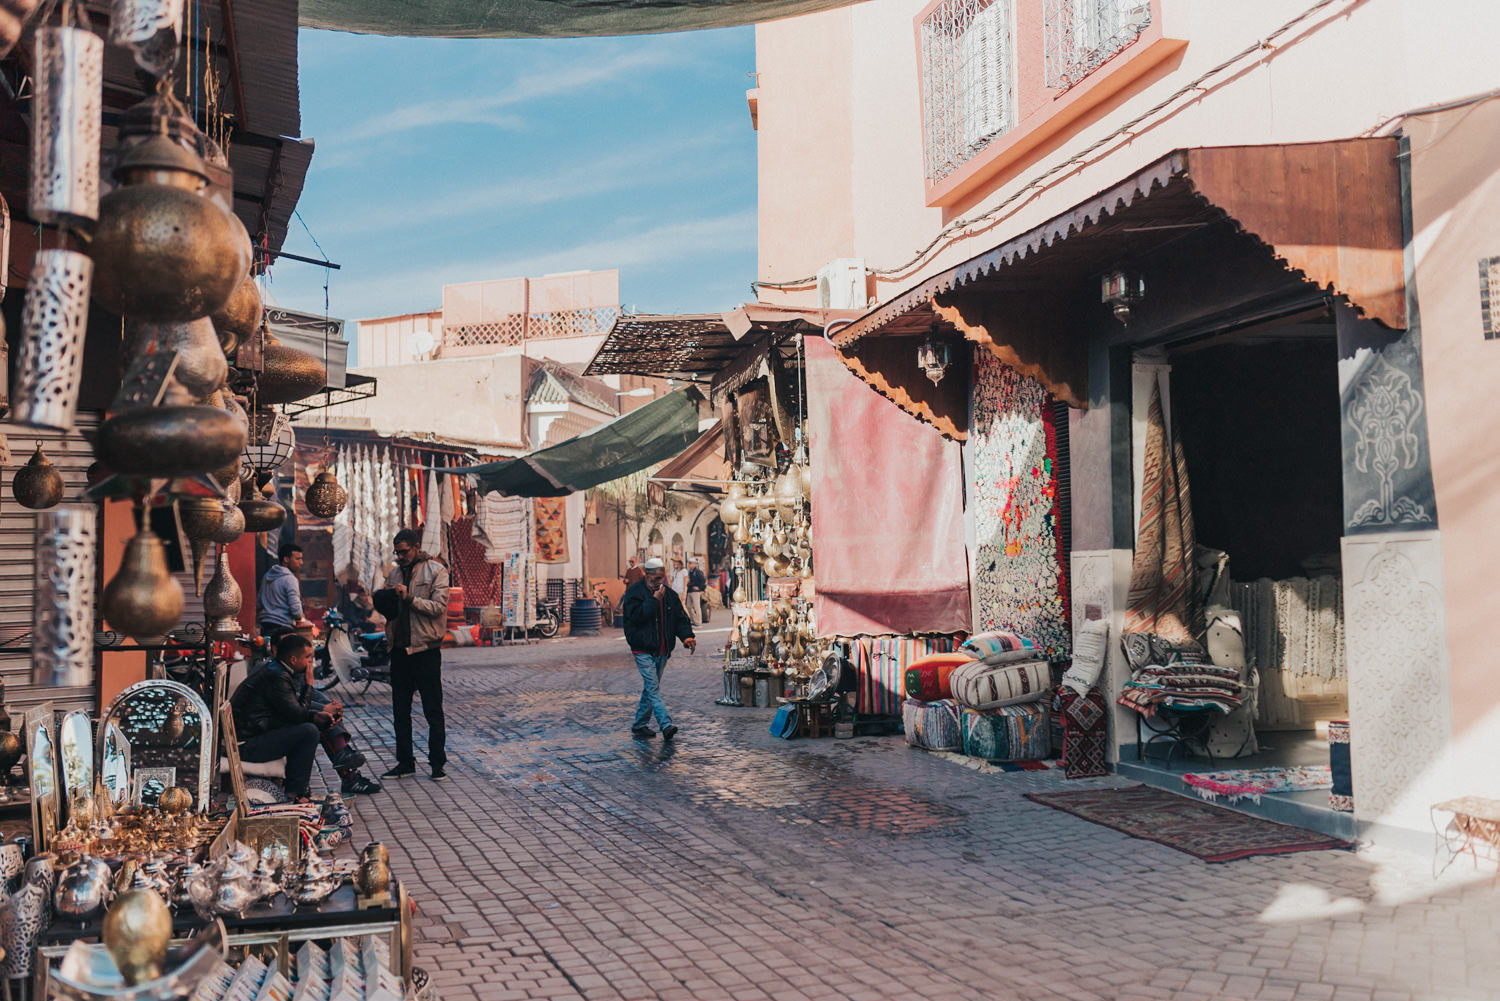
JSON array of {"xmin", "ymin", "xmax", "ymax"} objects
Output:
[
  {"xmin": 1125, "ymin": 382, "xmax": 1198, "ymax": 644},
  {"xmin": 847, "ymin": 635, "xmax": 962, "ymax": 715}
]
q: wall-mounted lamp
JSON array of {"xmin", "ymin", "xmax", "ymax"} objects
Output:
[
  {"xmin": 1101, "ymin": 269, "xmax": 1145, "ymax": 324},
  {"xmin": 917, "ymin": 334, "xmax": 951, "ymax": 385}
]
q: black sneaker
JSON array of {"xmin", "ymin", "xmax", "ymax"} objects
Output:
[
  {"xmin": 340, "ymin": 773, "xmax": 382, "ymax": 795},
  {"xmin": 430, "ymin": 767, "xmax": 447, "ymax": 782},
  {"xmin": 381, "ymin": 763, "xmax": 416, "ymax": 779},
  {"xmin": 661, "ymin": 724, "xmax": 679, "ymax": 742},
  {"xmin": 630, "ymin": 726, "xmax": 655, "ymax": 739},
  {"xmin": 330, "ymin": 747, "xmax": 367, "ymax": 771}
]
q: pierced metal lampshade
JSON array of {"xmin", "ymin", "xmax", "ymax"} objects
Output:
[
  {"xmin": 107, "ymin": 0, "xmax": 185, "ymax": 77},
  {"xmin": 32, "ymin": 505, "xmax": 97, "ymax": 688},
  {"xmin": 12, "ymin": 249, "xmax": 93, "ymax": 430},
  {"xmin": 29, "ymin": 25, "xmax": 102, "ymax": 227},
  {"xmin": 243, "ymin": 410, "xmax": 295, "ymax": 476},
  {"xmin": 304, "ymin": 470, "xmax": 347, "ymax": 518}
]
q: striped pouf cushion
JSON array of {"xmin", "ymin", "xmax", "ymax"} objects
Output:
[
  {"xmin": 902, "ymin": 698, "xmax": 963, "ymax": 751},
  {"xmin": 960, "ymin": 703, "xmax": 1051, "ymax": 762},
  {"xmin": 949, "ymin": 659, "xmax": 1051, "ymax": 709}
]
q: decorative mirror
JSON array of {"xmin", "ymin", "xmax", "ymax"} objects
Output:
[
  {"xmin": 25, "ymin": 703, "xmax": 58, "ymax": 853},
  {"xmin": 98, "ymin": 680, "xmax": 214, "ymax": 814},
  {"xmin": 98, "ymin": 721, "xmax": 131, "ymax": 806},
  {"xmin": 58, "ymin": 710, "xmax": 93, "ymax": 817}
]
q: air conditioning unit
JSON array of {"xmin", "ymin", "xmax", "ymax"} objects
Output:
[{"xmin": 817, "ymin": 258, "xmax": 867, "ymax": 309}]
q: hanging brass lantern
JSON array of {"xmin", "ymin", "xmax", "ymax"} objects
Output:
[
  {"xmin": 125, "ymin": 317, "xmax": 226, "ymax": 401},
  {"xmin": 203, "ymin": 546, "xmax": 242, "ymax": 639},
  {"xmin": 304, "ymin": 470, "xmax": 346, "ymax": 518},
  {"xmin": 13, "ymin": 443, "xmax": 65, "ymax": 509},
  {"xmin": 97, "ymin": 377, "xmax": 247, "ymax": 478},
  {"xmin": 239, "ymin": 481, "xmax": 285, "ymax": 533},
  {"xmin": 257, "ymin": 329, "xmax": 327, "ymax": 405},
  {"xmin": 210, "ymin": 272, "xmax": 261, "ymax": 355},
  {"xmin": 101, "ymin": 522, "xmax": 184, "ymax": 642},
  {"xmin": 90, "ymin": 129, "xmax": 249, "ymax": 321},
  {"xmin": 178, "ymin": 496, "xmax": 225, "ymax": 594},
  {"xmin": 209, "ymin": 481, "xmax": 245, "ymax": 546}
]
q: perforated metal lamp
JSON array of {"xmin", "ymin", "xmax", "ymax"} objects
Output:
[{"xmin": 243, "ymin": 409, "xmax": 295, "ymax": 477}]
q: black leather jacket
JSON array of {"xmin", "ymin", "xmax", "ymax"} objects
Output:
[
  {"xmin": 230, "ymin": 660, "xmax": 315, "ymax": 740},
  {"xmin": 621, "ymin": 579, "xmax": 694, "ymax": 656}
]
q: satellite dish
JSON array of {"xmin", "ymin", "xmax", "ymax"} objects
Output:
[{"xmin": 409, "ymin": 328, "xmax": 435, "ymax": 358}]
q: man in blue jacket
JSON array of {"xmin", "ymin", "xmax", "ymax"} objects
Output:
[{"xmin": 621, "ymin": 557, "xmax": 696, "ymax": 740}]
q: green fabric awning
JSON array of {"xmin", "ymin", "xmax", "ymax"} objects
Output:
[
  {"xmin": 300, "ymin": 0, "xmax": 868, "ymax": 38},
  {"xmin": 468, "ymin": 387, "xmax": 704, "ymax": 497}
]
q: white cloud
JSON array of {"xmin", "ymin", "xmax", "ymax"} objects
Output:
[{"xmin": 321, "ymin": 46, "xmax": 676, "ymax": 148}]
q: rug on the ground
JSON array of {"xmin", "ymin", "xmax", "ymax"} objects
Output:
[
  {"xmin": 924, "ymin": 749, "xmax": 1057, "ymax": 773},
  {"xmin": 1024, "ymin": 784, "xmax": 1354, "ymax": 863},
  {"xmin": 1181, "ymin": 765, "xmax": 1333, "ymax": 804}
]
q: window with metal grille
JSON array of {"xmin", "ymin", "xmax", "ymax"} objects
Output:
[
  {"xmin": 1044, "ymin": 0, "xmax": 1151, "ymax": 91},
  {"xmin": 920, "ymin": 0, "xmax": 1014, "ymax": 184}
]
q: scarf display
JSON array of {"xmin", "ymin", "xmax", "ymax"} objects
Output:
[
  {"xmin": 845, "ymin": 634, "xmax": 962, "ymax": 716},
  {"xmin": 969, "ymin": 353, "xmax": 1070, "ymax": 659}
]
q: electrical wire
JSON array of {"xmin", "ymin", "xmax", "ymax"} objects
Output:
[{"xmin": 752, "ymin": 0, "xmax": 1360, "ymax": 295}]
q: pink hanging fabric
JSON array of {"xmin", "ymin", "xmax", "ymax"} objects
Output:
[{"xmin": 805, "ymin": 335, "xmax": 971, "ymax": 636}]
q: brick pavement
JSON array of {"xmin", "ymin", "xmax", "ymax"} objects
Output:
[{"xmin": 313, "ymin": 635, "xmax": 1500, "ymax": 1001}]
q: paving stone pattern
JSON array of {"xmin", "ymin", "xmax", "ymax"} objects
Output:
[{"xmin": 315, "ymin": 636, "xmax": 1500, "ymax": 1001}]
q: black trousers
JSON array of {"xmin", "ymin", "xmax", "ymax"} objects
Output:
[
  {"xmin": 240, "ymin": 722, "xmax": 320, "ymax": 798},
  {"xmin": 391, "ymin": 647, "xmax": 446, "ymax": 769}
]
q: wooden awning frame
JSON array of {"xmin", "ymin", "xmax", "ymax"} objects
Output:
[{"xmin": 831, "ymin": 139, "xmax": 1405, "ymax": 415}]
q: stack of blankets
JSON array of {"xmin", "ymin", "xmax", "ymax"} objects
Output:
[
  {"xmin": 901, "ymin": 631, "xmax": 1052, "ymax": 762},
  {"xmin": 1116, "ymin": 632, "xmax": 1245, "ymax": 717}
]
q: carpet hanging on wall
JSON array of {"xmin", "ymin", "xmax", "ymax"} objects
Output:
[
  {"xmin": 533, "ymin": 496, "xmax": 569, "ymax": 564},
  {"xmin": 1125, "ymin": 382, "xmax": 1200, "ymax": 643},
  {"xmin": 970, "ymin": 353, "xmax": 1071, "ymax": 660}
]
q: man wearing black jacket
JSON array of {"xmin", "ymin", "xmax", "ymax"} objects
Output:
[
  {"xmin": 621, "ymin": 557, "xmax": 696, "ymax": 740},
  {"xmin": 231, "ymin": 633, "xmax": 381, "ymax": 799}
]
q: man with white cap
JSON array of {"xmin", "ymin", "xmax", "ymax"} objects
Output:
[{"xmin": 620, "ymin": 556, "xmax": 696, "ymax": 740}]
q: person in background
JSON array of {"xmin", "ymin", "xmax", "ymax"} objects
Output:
[
  {"xmin": 623, "ymin": 557, "xmax": 644, "ymax": 588},
  {"xmin": 259, "ymin": 543, "xmax": 314, "ymax": 644},
  {"xmin": 670, "ymin": 558, "xmax": 697, "ymax": 625},
  {"xmin": 231, "ymin": 633, "xmax": 382, "ymax": 799},
  {"xmin": 377, "ymin": 529, "xmax": 451, "ymax": 782},
  {"xmin": 687, "ymin": 557, "xmax": 708, "ymax": 624},
  {"xmin": 621, "ymin": 557, "xmax": 695, "ymax": 741}
]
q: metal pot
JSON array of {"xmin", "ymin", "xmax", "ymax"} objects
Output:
[
  {"xmin": 54, "ymin": 855, "xmax": 114, "ymax": 923},
  {"xmin": 12, "ymin": 443, "xmax": 65, "ymax": 509},
  {"xmin": 126, "ymin": 317, "xmax": 227, "ymax": 401},
  {"xmin": 211, "ymin": 272, "xmax": 261, "ymax": 354}
]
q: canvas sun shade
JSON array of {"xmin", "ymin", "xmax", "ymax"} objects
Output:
[
  {"xmin": 468, "ymin": 387, "xmax": 703, "ymax": 497},
  {"xmin": 804, "ymin": 335, "xmax": 971, "ymax": 636}
]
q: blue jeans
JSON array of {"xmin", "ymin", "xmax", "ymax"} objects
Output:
[{"xmin": 632, "ymin": 653, "xmax": 673, "ymax": 730}]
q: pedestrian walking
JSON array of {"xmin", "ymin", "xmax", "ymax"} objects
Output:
[
  {"xmin": 687, "ymin": 557, "xmax": 709, "ymax": 623},
  {"xmin": 671, "ymin": 557, "xmax": 698, "ymax": 625},
  {"xmin": 621, "ymin": 557, "xmax": 696, "ymax": 740},
  {"xmin": 376, "ymin": 528, "xmax": 451, "ymax": 781}
]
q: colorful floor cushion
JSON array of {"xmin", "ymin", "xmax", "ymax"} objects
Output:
[
  {"xmin": 961, "ymin": 630, "xmax": 1038, "ymax": 665},
  {"xmin": 902, "ymin": 698, "xmax": 963, "ymax": 751},
  {"xmin": 960, "ymin": 703, "xmax": 1051, "ymax": 762},
  {"xmin": 1329, "ymin": 720, "xmax": 1353, "ymax": 812},
  {"xmin": 903, "ymin": 652, "xmax": 976, "ymax": 702},
  {"xmin": 950, "ymin": 658, "xmax": 1050, "ymax": 709},
  {"xmin": 1054, "ymin": 686, "xmax": 1110, "ymax": 778}
]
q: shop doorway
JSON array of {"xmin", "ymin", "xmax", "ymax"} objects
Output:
[{"xmin": 1124, "ymin": 315, "xmax": 1352, "ymax": 834}]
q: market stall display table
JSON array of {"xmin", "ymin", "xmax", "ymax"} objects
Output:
[{"xmin": 36, "ymin": 880, "xmax": 410, "ymax": 999}]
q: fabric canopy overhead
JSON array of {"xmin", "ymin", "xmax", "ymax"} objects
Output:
[
  {"xmin": 300, "ymin": 0, "xmax": 869, "ymax": 38},
  {"xmin": 468, "ymin": 387, "xmax": 704, "ymax": 497},
  {"xmin": 805, "ymin": 335, "xmax": 970, "ymax": 636}
]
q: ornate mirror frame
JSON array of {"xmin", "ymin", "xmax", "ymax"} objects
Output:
[
  {"xmin": 57, "ymin": 709, "xmax": 93, "ymax": 819},
  {"xmin": 24, "ymin": 703, "xmax": 58, "ymax": 853},
  {"xmin": 97, "ymin": 679, "xmax": 214, "ymax": 814}
]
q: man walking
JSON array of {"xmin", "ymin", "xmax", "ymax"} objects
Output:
[
  {"xmin": 231, "ymin": 633, "xmax": 382, "ymax": 799},
  {"xmin": 377, "ymin": 529, "xmax": 451, "ymax": 782},
  {"xmin": 259, "ymin": 544, "xmax": 314, "ymax": 644},
  {"xmin": 670, "ymin": 558, "xmax": 697, "ymax": 625},
  {"xmin": 687, "ymin": 558, "xmax": 708, "ymax": 624},
  {"xmin": 621, "ymin": 557, "xmax": 696, "ymax": 740}
]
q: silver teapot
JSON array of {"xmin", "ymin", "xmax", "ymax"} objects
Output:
[{"xmin": 54, "ymin": 855, "xmax": 114, "ymax": 923}]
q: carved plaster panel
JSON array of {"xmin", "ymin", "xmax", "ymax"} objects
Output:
[{"xmin": 1340, "ymin": 531, "xmax": 1453, "ymax": 831}]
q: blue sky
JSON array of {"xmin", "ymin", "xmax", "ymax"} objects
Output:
[{"xmin": 264, "ymin": 27, "xmax": 758, "ymax": 327}]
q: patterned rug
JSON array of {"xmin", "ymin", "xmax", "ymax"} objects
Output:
[
  {"xmin": 924, "ymin": 750, "xmax": 1057, "ymax": 773},
  {"xmin": 1025, "ymin": 784, "xmax": 1354, "ymax": 863},
  {"xmin": 533, "ymin": 496, "xmax": 569, "ymax": 563},
  {"xmin": 1125, "ymin": 381, "xmax": 1199, "ymax": 643},
  {"xmin": 1181, "ymin": 766, "xmax": 1333, "ymax": 805},
  {"xmin": 970, "ymin": 354, "xmax": 1070, "ymax": 659}
]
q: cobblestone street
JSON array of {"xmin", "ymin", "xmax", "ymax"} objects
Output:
[{"xmin": 323, "ymin": 635, "xmax": 1500, "ymax": 1001}]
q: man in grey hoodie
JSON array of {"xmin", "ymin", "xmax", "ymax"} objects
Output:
[{"xmin": 260, "ymin": 544, "xmax": 313, "ymax": 643}]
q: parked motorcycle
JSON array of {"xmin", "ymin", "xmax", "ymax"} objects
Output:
[
  {"xmin": 534, "ymin": 598, "xmax": 562, "ymax": 639},
  {"xmin": 315, "ymin": 608, "xmax": 391, "ymax": 695}
]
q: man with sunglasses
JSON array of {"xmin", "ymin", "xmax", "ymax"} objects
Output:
[{"xmin": 376, "ymin": 528, "xmax": 451, "ymax": 781}]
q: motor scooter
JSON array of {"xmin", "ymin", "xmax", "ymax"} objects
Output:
[{"xmin": 315, "ymin": 608, "xmax": 391, "ymax": 695}]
